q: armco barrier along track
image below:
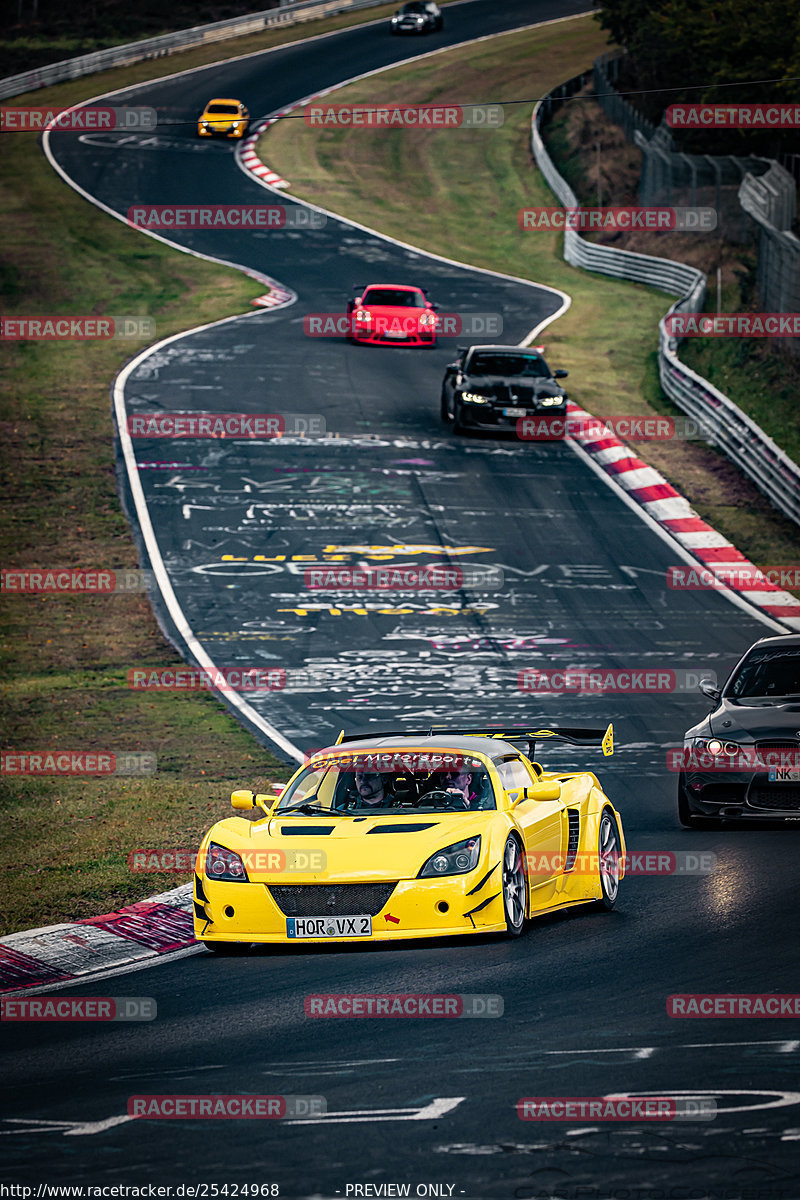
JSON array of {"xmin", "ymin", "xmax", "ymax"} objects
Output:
[
  {"xmin": 0, "ymin": 0, "xmax": 386, "ymax": 101},
  {"xmin": 531, "ymin": 76, "xmax": 800, "ymax": 528}
]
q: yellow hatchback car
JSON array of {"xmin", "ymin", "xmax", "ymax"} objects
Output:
[
  {"xmin": 197, "ymin": 98, "xmax": 249, "ymax": 139},
  {"xmin": 194, "ymin": 724, "xmax": 625, "ymax": 953}
]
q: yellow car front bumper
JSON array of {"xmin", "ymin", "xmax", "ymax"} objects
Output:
[{"xmin": 194, "ymin": 870, "xmax": 507, "ymax": 944}]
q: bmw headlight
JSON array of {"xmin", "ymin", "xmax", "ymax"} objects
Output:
[
  {"xmin": 460, "ymin": 392, "xmax": 490, "ymax": 405},
  {"xmin": 419, "ymin": 836, "xmax": 481, "ymax": 877},
  {"xmin": 540, "ymin": 396, "xmax": 564, "ymax": 407},
  {"xmin": 688, "ymin": 737, "xmax": 742, "ymax": 756},
  {"xmin": 205, "ymin": 842, "xmax": 249, "ymax": 882}
]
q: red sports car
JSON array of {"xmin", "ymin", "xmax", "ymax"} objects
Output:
[{"xmin": 347, "ymin": 284, "xmax": 438, "ymax": 346}]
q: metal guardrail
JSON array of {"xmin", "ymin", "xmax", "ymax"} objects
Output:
[
  {"xmin": 531, "ymin": 79, "xmax": 800, "ymax": 528},
  {"xmin": 0, "ymin": 0, "xmax": 387, "ymax": 100}
]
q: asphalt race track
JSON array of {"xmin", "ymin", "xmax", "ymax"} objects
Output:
[{"xmin": 3, "ymin": 3, "xmax": 800, "ymax": 1198}]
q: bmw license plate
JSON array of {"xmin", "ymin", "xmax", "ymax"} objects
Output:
[
  {"xmin": 503, "ymin": 407, "xmax": 526, "ymax": 418},
  {"xmin": 769, "ymin": 767, "xmax": 800, "ymax": 782},
  {"xmin": 286, "ymin": 915, "xmax": 372, "ymax": 938}
]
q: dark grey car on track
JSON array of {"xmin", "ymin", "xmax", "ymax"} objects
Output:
[
  {"xmin": 440, "ymin": 343, "xmax": 569, "ymax": 434},
  {"xmin": 678, "ymin": 633, "xmax": 800, "ymax": 824},
  {"xmin": 389, "ymin": 1, "xmax": 443, "ymax": 33}
]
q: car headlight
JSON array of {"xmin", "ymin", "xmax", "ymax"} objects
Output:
[
  {"xmin": 419, "ymin": 836, "xmax": 481, "ymax": 877},
  {"xmin": 688, "ymin": 737, "xmax": 742, "ymax": 756},
  {"xmin": 354, "ymin": 309, "xmax": 372, "ymax": 322},
  {"xmin": 419, "ymin": 313, "xmax": 436, "ymax": 327},
  {"xmin": 201, "ymin": 120, "xmax": 210, "ymax": 128},
  {"xmin": 205, "ymin": 842, "xmax": 249, "ymax": 882},
  {"xmin": 540, "ymin": 396, "xmax": 564, "ymax": 406},
  {"xmin": 460, "ymin": 392, "xmax": 490, "ymax": 404}
]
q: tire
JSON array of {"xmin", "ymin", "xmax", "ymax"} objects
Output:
[
  {"xmin": 595, "ymin": 810, "xmax": 621, "ymax": 911},
  {"xmin": 501, "ymin": 835, "xmax": 527, "ymax": 937},
  {"xmin": 203, "ymin": 940, "xmax": 251, "ymax": 955},
  {"xmin": 452, "ymin": 403, "xmax": 465, "ymax": 435},
  {"xmin": 440, "ymin": 388, "xmax": 451, "ymax": 423}
]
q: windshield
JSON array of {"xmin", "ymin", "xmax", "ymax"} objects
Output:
[
  {"xmin": 362, "ymin": 289, "xmax": 426, "ymax": 308},
  {"xmin": 278, "ymin": 754, "xmax": 496, "ymax": 813},
  {"xmin": 726, "ymin": 648, "xmax": 800, "ymax": 699},
  {"xmin": 467, "ymin": 352, "xmax": 549, "ymax": 378},
  {"xmin": 207, "ymin": 104, "xmax": 240, "ymax": 115},
  {"xmin": 401, "ymin": 3, "xmax": 426, "ymax": 11}
]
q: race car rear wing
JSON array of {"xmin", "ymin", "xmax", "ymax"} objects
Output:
[{"xmin": 335, "ymin": 724, "xmax": 614, "ymax": 757}]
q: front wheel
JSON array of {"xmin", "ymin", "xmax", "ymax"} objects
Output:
[
  {"xmin": 595, "ymin": 810, "xmax": 621, "ymax": 911},
  {"xmin": 502, "ymin": 835, "xmax": 527, "ymax": 937}
]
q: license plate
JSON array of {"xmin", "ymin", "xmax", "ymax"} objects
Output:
[
  {"xmin": 503, "ymin": 407, "xmax": 526, "ymax": 418},
  {"xmin": 286, "ymin": 915, "xmax": 372, "ymax": 938},
  {"xmin": 384, "ymin": 330, "xmax": 406, "ymax": 339},
  {"xmin": 769, "ymin": 767, "xmax": 800, "ymax": 782}
]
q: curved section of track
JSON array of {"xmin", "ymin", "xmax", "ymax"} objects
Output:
[
  {"xmin": 46, "ymin": 0, "xmax": 773, "ymax": 768},
  {"xmin": 9, "ymin": 8, "xmax": 798, "ymax": 1196}
]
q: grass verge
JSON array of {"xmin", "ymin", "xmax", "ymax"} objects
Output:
[
  {"xmin": 260, "ymin": 13, "xmax": 800, "ymax": 570},
  {"xmin": 0, "ymin": 57, "xmax": 309, "ymax": 939}
]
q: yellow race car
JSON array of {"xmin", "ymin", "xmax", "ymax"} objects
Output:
[
  {"xmin": 194, "ymin": 725, "xmax": 625, "ymax": 952},
  {"xmin": 197, "ymin": 98, "xmax": 250, "ymax": 139}
]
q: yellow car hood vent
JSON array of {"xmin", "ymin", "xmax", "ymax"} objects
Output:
[
  {"xmin": 280, "ymin": 825, "xmax": 334, "ymax": 835},
  {"xmin": 366, "ymin": 823, "xmax": 439, "ymax": 833}
]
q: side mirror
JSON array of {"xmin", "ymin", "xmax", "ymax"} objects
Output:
[
  {"xmin": 431, "ymin": 303, "xmax": 440, "ymax": 311},
  {"xmin": 524, "ymin": 780, "xmax": 562, "ymax": 802},
  {"xmin": 699, "ymin": 679, "xmax": 721, "ymax": 703},
  {"xmin": 554, "ymin": 368, "xmax": 568, "ymax": 378},
  {"xmin": 231, "ymin": 789, "xmax": 256, "ymax": 810}
]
